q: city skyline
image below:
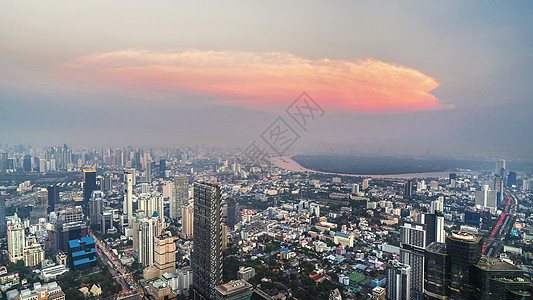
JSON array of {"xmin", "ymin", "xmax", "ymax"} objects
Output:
[{"xmin": 1, "ymin": 1, "xmax": 533, "ymax": 160}]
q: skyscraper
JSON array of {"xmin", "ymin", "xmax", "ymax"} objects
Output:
[
  {"xmin": 423, "ymin": 231, "xmax": 526, "ymax": 299},
  {"xmin": 0, "ymin": 196, "xmax": 6, "ymax": 237},
  {"xmin": 424, "ymin": 242, "xmax": 450, "ymax": 299},
  {"xmin": 494, "ymin": 175, "xmax": 504, "ymax": 209},
  {"xmin": 404, "ymin": 180, "xmax": 414, "ymax": 197},
  {"xmin": 475, "ymin": 185, "xmax": 497, "ymax": 212},
  {"xmin": 182, "ymin": 203, "xmax": 194, "ymax": 239},
  {"xmin": 496, "ymin": 159, "xmax": 506, "ymax": 175},
  {"xmin": 421, "ymin": 198, "xmax": 445, "ymax": 245},
  {"xmin": 136, "ymin": 216, "xmax": 161, "ymax": 267},
  {"xmin": 507, "ymin": 171, "xmax": 517, "ymax": 187},
  {"xmin": 83, "ymin": 169, "xmax": 97, "ymax": 205},
  {"xmin": 473, "ymin": 255, "xmax": 533, "ymax": 299},
  {"xmin": 31, "ymin": 188, "xmax": 48, "ymax": 224},
  {"xmin": 154, "ymin": 232, "xmax": 176, "ymax": 276},
  {"xmin": 7, "ymin": 213, "xmax": 25, "ymax": 263},
  {"xmin": 159, "ymin": 159, "xmax": 166, "ymax": 177},
  {"xmin": 400, "ymin": 222, "xmax": 426, "ymax": 297},
  {"xmin": 23, "ymin": 155, "xmax": 32, "ymax": 172},
  {"xmin": 226, "ymin": 200, "xmax": 241, "ymax": 229},
  {"xmin": 387, "ymin": 260, "xmax": 411, "ymax": 300},
  {"xmin": 47, "ymin": 185, "xmax": 60, "ymax": 214},
  {"xmin": 192, "ymin": 182, "xmax": 222, "ymax": 300},
  {"xmin": 447, "ymin": 231, "xmax": 482, "ymax": 299},
  {"xmin": 221, "ymin": 223, "xmax": 228, "ymax": 251},
  {"xmin": 145, "ymin": 159, "xmax": 152, "ymax": 183},
  {"xmin": 171, "ymin": 175, "xmax": 188, "ymax": 220},
  {"xmin": 90, "ymin": 190, "xmax": 104, "ymax": 226},
  {"xmin": 0, "ymin": 151, "xmax": 8, "ymax": 172},
  {"xmin": 123, "ymin": 170, "xmax": 134, "ymax": 226}
]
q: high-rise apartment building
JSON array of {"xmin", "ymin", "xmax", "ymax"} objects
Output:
[
  {"xmin": 8, "ymin": 213, "xmax": 25, "ymax": 263},
  {"xmin": 192, "ymin": 182, "xmax": 222, "ymax": 300},
  {"xmin": 400, "ymin": 222, "xmax": 426, "ymax": 297},
  {"xmin": 90, "ymin": 190, "xmax": 104, "ymax": 226},
  {"xmin": 421, "ymin": 198, "xmax": 445, "ymax": 245},
  {"xmin": 123, "ymin": 170, "xmax": 134, "ymax": 226},
  {"xmin": 159, "ymin": 159, "xmax": 166, "ymax": 177},
  {"xmin": 404, "ymin": 180, "xmax": 414, "ymax": 197},
  {"xmin": 362, "ymin": 178, "xmax": 369, "ymax": 190},
  {"xmin": 182, "ymin": 203, "xmax": 194, "ymax": 239},
  {"xmin": 475, "ymin": 185, "xmax": 497, "ymax": 212},
  {"xmin": 136, "ymin": 216, "xmax": 161, "ymax": 267},
  {"xmin": 31, "ymin": 188, "xmax": 48, "ymax": 224},
  {"xmin": 387, "ymin": 260, "xmax": 411, "ymax": 300},
  {"xmin": 226, "ymin": 201, "xmax": 241, "ymax": 229},
  {"xmin": 23, "ymin": 155, "xmax": 32, "ymax": 172},
  {"xmin": 221, "ymin": 223, "xmax": 228, "ymax": 251},
  {"xmin": 0, "ymin": 196, "xmax": 6, "ymax": 237},
  {"xmin": 171, "ymin": 175, "xmax": 188, "ymax": 220},
  {"xmin": 154, "ymin": 232, "xmax": 176, "ymax": 277}
]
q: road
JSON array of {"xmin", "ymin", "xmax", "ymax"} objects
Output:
[
  {"xmin": 482, "ymin": 189, "xmax": 517, "ymax": 257},
  {"xmin": 92, "ymin": 231, "xmax": 144, "ymax": 298}
]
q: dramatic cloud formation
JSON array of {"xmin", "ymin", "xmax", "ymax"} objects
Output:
[{"xmin": 56, "ymin": 49, "xmax": 453, "ymax": 113}]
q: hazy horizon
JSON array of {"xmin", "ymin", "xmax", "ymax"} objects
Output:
[{"xmin": 2, "ymin": 1, "xmax": 533, "ymax": 160}]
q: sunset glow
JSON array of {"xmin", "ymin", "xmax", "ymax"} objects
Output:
[{"xmin": 57, "ymin": 49, "xmax": 453, "ymax": 113}]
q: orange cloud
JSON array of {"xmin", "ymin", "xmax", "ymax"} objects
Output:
[{"xmin": 56, "ymin": 49, "xmax": 453, "ymax": 113}]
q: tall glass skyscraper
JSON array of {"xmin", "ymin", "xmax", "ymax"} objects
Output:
[{"xmin": 83, "ymin": 169, "xmax": 97, "ymax": 205}]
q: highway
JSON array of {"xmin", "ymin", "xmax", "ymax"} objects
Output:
[
  {"xmin": 482, "ymin": 189, "xmax": 518, "ymax": 257},
  {"xmin": 91, "ymin": 232, "xmax": 144, "ymax": 298}
]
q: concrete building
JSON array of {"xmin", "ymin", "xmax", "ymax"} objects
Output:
[
  {"xmin": 23, "ymin": 241, "xmax": 45, "ymax": 267},
  {"xmin": 192, "ymin": 182, "xmax": 222, "ymax": 300},
  {"xmin": 386, "ymin": 260, "xmax": 411, "ymax": 300},
  {"xmin": 136, "ymin": 216, "xmax": 161, "ymax": 267},
  {"xmin": 237, "ymin": 267, "xmax": 255, "ymax": 282},
  {"xmin": 171, "ymin": 175, "xmax": 188, "ymax": 220},
  {"xmin": 400, "ymin": 222, "xmax": 426, "ymax": 297},
  {"xmin": 123, "ymin": 170, "xmax": 134, "ymax": 227},
  {"xmin": 16, "ymin": 282, "xmax": 65, "ymax": 300},
  {"xmin": 182, "ymin": 203, "xmax": 194, "ymax": 239},
  {"xmin": 214, "ymin": 280, "xmax": 252, "ymax": 300},
  {"xmin": 7, "ymin": 213, "xmax": 25, "ymax": 263},
  {"xmin": 154, "ymin": 232, "xmax": 176, "ymax": 277}
]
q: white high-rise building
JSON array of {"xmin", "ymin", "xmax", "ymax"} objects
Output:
[
  {"xmin": 124, "ymin": 170, "xmax": 134, "ymax": 226},
  {"xmin": 400, "ymin": 222, "xmax": 426, "ymax": 295},
  {"xmin": 352, "ymin": 183, "xmax": 359, "ymax": 195},
  {"xmin": 387, "ymin": 260, "xmax": 411, "ymax": 300},
  {"xmin": 362, "ymin": 179, "xmax": 369, "ymax": 190},
  {"xmin": 182, "ymin": 203, "xmax": 194, "ymax": 239},
  {"xmin": 7, "ymin": 213, "xmax": 25, "ymax": 263},
  {"xmin": 431, "ymin": 197, "xmax": 444, "ymax": 214},
  {"xmin": 475, "ymin": 185, "xmax": 497, "ymax": 212},
  {"xmin": 310, "ymin": 203, "xmax": 320, "ymax": 217},
  {"xmin": 136, "ymin": 216, "xmax": 161, "ymax": 267},
  {"xmin": 170, "ymin": 175, "xmax": 188, "ymax": 220}
]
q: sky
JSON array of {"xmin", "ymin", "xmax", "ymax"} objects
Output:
[{"xmin": 1, "ymin": 1, "xmax": 533, "ymax": 160}]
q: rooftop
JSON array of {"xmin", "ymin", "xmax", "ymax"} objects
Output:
[
  {"xmin": 215, "ymin": 280, "xmax": 252, "ymax": 296},
  {"xmin": 425, "ymin": 242, "xmax": 447, "ymax": 254},
  {"xmin": 476, "ymin": 256, "xmax": 522, "ymax": 271},
  {"xmin": 449, "ymin": 230, "xmax": 482, "ymax": 243}
]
